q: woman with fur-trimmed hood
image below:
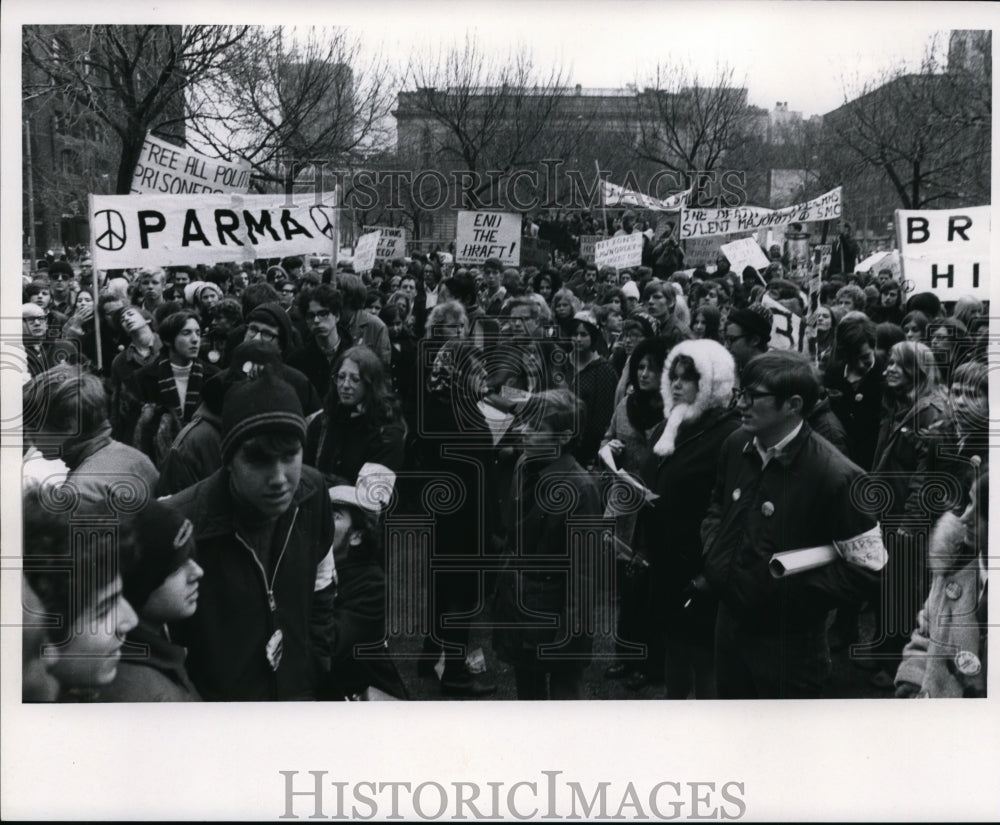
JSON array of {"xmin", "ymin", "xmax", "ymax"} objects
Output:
[{"xmin": 632, "ymin": 339, "xmax": 741, "ymax": 696}]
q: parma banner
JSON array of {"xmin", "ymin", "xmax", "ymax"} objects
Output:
[
  {"xmin": 895, "ymin": 206, "xmax": 990, "ymax": 301},
  {"xmin": 130, "ymin": 134, "xmax": 252, "ymax": 195},
  {"xmin": 88, "ymin": 193, "xmax": 337, "ymax": 269},
  {"xmin": 680, "ymin": 187, "xmax": 842, "ymax": 239}
]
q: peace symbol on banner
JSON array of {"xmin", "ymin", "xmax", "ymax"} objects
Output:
[
  {"xmin": 93, "ymin": 209, "xmax": 127, "ymax": 251},
  {"xmin": 309, "ymin": 206, "xmax": 336, "ymax": 240}
]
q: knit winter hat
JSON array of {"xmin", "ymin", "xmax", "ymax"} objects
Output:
[
  {"xmin": 620, "ymin": 281, "xmax": 640, "ymax": 301},
  {"xmin": 246, "ymin": 302, "xmax": 293, "ymax": 354},
  {"xmin": 727, "ymin": 306, "xmax": 772, "ymax": 346},
  {"xmin": 123, "ymin": 499, "xmax": 196, "ymax": 611},
  {"xmin": 220, "ymin": 372, "xmax": 305, "ymax": 464}
]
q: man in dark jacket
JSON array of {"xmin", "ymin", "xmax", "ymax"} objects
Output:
[
  {"xmin": 164, "ymin": 373, "xmax": 336, "ymax": 701},
  {"xmin": 701, "ymin": 351, "xmax": 886, "ymax": 698}
]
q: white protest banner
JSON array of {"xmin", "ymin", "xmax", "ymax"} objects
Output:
[
  {"xmin": 720, "ymin": 236, "xmax": 770, "ymax": 276},
  {"xmin": 130, "ymin": 134, "xmax": 251, "ymax": 195},
  {"xmin": 579, "ymin": 235, "xmax": 602, "ymax": 263},
  {"xmin": 363, "ymin": 225, "xmax": 406, "ymax": 261},
  {"xmin": 896, "ymin": 205, "xmax": 990, "ymax": 301},
  {"xmin": 680, "ymin": 187, "xmax": 842, "ymax": 239},
  {"xmin": 602, "ymin": 180, "xmax": 691, "ymax": 211},
  {"xmin": 455, "ymin": 211, "xmax": 521, "ymax": 266},
  {"xmin": 88, "ymin": 193, "xmax": 338, "ymax": 269},
  {"xmin": 353, "ymin": 231, "xmax": 381, "ymax": 274},
  {"xmin": 762, "ymin": 292, "xmax": 805, "ymax": 352},
  {"xmin": 594, "ymin": 233, "xmax": 644, "ymax": 270}
]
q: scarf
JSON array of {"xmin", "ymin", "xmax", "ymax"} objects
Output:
[
  {"xmin": 625, "ymin": 387, "xmax": 665, "ymax": 434},
  {"xmin": 154, "ymin": 355, "xmax": 204, "ymax": 425}
]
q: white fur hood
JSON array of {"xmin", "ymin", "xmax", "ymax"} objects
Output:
[{"xmin": 653, "ymin": 339, "xmax": 736, "ymax": 457}]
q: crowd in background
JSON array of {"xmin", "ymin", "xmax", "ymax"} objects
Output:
[{"xmin": 21, "ymin": 209, "xmax": 989, "ymax": 702}]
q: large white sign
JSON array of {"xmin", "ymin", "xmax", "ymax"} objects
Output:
[
  {"xmin": 353, "ymin": 231, "xmax": 381, "ymax": 274},
  {"xmin": 594, "ymin": 233, "xmax": 644, "ymax": 270},
  {"xmin": 680, "ymin": 187, "xmax": 842, "ymax": 239},
  {"xmin": 720, "ymin": 236, "xmax": 770, "ymax": 276},
  {"xmin": 130, "ymin": 134, "xmax": 252, "ymax": 195},
  {"xmin": 762, "ymin": 292, "xmax": 805, "ymax": 353},
  {"xmin": 362, "ymin": 225, "xmax": 407, "ymax": 260},
  {"xmin": 579, "ymin": 234, "xmax": 602, "ymax": 263},
  {"xmin": 455, "ymin": 211, "xmax": 521, "ymax": 266},
  {"xmin": 895, "ymin": 206, "xmax": 990, "ymax": 301},
  {"xmin": 88, "ymin": 193, "xmax": 338, "ymax": 269}
]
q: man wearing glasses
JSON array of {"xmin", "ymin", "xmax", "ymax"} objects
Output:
[
  {"xmin": 700, "ymin": 350, "xmax": 885, "ymax": 698},
  {"xmin": 46, "ymin": 261, "xmax": 78, "ymax": 318},
  {"xmin": 289, "ymin": 285, "xmax": 354, "ymax": 399}
]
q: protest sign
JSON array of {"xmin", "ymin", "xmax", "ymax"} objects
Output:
[
  {"xmin": 720, "ymin": 236, "xmax": 770, "ymax": 276},
  {"xmin": 88, "ymin": 193, "xmax": 338, "ymax": 269},
  {"xmin": 363, "ymin": 225, "xmax": 406, "ymax": 261},
  {"xmin": 594, "ymin": 233, "xmax": 644, "ymax": 270},
  {"xmin": 680, "ymin": 187, "xmax": 842, "ymax": 239},
  {"xmin": 455, "ymin": 211, "xmax": 521, "ymax": 266},
  {"xmin": 353, "ymin": 231, "xmax": 381, "ymax": 274},
  {"xmin": 130, "ymin": 134, "xmax": 251, "ymax": 195},
  {"xmin": 579, "ymin": 234, "xmax": 602, "ymax": 263},
  {"xmin": 895, "ymin": 206, "xmax": 989, "ymax": 301},
  {"xmin": 683, "ymin": 236, "xmax": 724, "ymax": 267},
  {"xmin": 762, "ymin": 292, "xmax": 805, "ymax": 352},
  {"xmin": 520, "ymin": 236, "xmax": 552, "ymax": 269}
]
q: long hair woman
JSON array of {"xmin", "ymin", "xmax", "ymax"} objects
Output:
[
  {"xmin": 304, "ymin": 345, "xmax": 406, "ymax": 485},
  {"xmin": 866, "ymin": 341, "xmax": 952, "ymax": 689}
]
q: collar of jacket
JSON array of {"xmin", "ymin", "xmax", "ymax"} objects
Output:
[
  {"xmin": 190, "ymin": 465, "xmax": 323, "ymax": 540},
  {"xmin": 124, "ymin": 619, "xmax": 190, "ymax": 674},
  {"xmin": 740, "ymin": 420, "xmax": 813, "ymax": 469},
  {"xmin": 62, "ymin": 422, "xmax": 114, "ymax": 470}
]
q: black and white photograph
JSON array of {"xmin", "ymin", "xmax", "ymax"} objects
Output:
[{"xmin": 2, "ymin": 0, "xmax": 997, "ymax": 820}]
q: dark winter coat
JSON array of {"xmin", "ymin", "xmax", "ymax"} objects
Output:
[
  {"xmin": 492, "ymin": 452, "xmax": 604, "ymax": 671},
  {"xmin": 701, "ymin": 423, "xmax": 884, "ymax": 632},
  {"xmin": 823, "ymin": 355, "xmax": 886, "ymax": 471},
  {"xmin": 164, "ymin": 465, "xmax": 336, "ymax": 701},
  {"xmin": 304, "ymin": 406, "xmax": 406, "ymax": 484},
  {"xmin": 99, "ymin": 621, "xmax": 201, "ymax": 702}
]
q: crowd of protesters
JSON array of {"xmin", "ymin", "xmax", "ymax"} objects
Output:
[{"xmin": 21, "ymin": 211, "xmax": 989, "ymax": 702}]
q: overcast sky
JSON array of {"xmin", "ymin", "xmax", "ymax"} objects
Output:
[{"xmin": 14, "ymin": 0, "xmax": 994, "ymax": 119}]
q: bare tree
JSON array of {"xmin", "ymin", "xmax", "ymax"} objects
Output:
[
  {"xmin": 826, "ymin": 33, "xmax": 991, "ymax": 209},
  {"xmin": 23, "ymin": 25, "xmax": 252, "ymax": 194},
  {"xmin": 627, "ymin": 62, "xmax": 762, "ymax": 199},
  {"xmin": 187, "ymin": 26, "xmax": 396, "ymax": 192},
  {"xmin": 401, "ymin": 36, "xmax": 600, "ymax": 209}
]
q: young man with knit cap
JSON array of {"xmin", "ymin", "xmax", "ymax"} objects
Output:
[{"xmin": 163, "ymin": 372, "xmax": 337, "ymax": 701}]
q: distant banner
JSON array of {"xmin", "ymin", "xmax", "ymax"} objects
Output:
[
  {"xmin": 579, "ymin": 234, "xmax": 602, "ymax": 264},
  {"xmin": 594, "ymin": 233, "xmax": 644, "ymax": 270},
  {"xmin": 455, "ymin": 211, "xmax": 521, "ymax": 266},
  {"xmin": 895, "ymin": 206, "xmax": 990, "ymax": 301},
  {"xmin": 130, "ymin": 134, "xmax": 251, "ymax": 195},
  {"xmin": 88, "ymin": 193, "xmax": 337, "ymax": 269},
  {"xmin": 362, "ymin": 225, "xmax": 406, "ymax": 261},
  {"xmin": 680, "ymin": 187, "xmax": 842, "ymax": 239},
  {"xmin": 602, "ymin": 180, "xmax": 690, "ymax": 212},
  {"xmin": 353, "ymin": 231, "xmax": 380, "ymax": 274},
  {"xmin": 720, "ymin": 237, "xmax": 770, "ymax": 276}
]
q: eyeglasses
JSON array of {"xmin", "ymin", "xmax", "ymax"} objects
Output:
[
  {"xmin": 51, "ymin": 274, "xmax": 73, "ymax": 281},
  {"xmin": 723, "ymin": 334, "xmax": 748, "ymax": 346},
  {"xmin": 23, "ymin": 316, "xmax": 47, "ymax": 324},
  {"xmin": 246, "ymin": 324, "xmax": 278, "ymax": 342},
  {"xmin": 732, "ymin": 387, "xmax": 776, "ymax": 406},
  {"xmin": 304, "ymin": 309, "xmax": 333, "ymax": 322}
]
